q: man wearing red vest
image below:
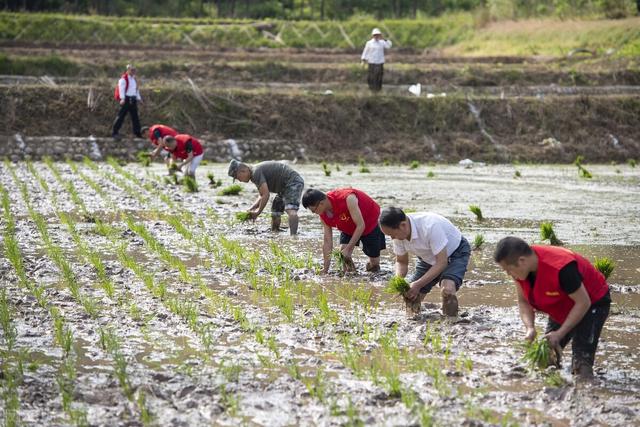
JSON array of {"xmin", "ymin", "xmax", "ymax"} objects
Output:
[
  {"xmin": 163, "ymin": 134, "xmax": 204, "ymax": 178},
  {"xmin": 302, "ymin": 188, "xmax": 386, "ymax": 273},
  {"xmin": 494, "ymin": 237, "xmax": 611, "ymax": 378},
  {"xmin": 112, "ymin": 64, "xmax": 142, "ymax": 140},
  {"xmin": 142, "ymin": 124, "xmax": 178, "ymax": 162}
]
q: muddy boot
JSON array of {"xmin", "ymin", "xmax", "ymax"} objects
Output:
[
  {"xmin": 573, "ymin": 360, "xmax": 594, "ymax": 380},
  {"xmin": 442, "ymin": 293, "xmax": 459, "ymax": 317},
  {"xmin": 365, "ymin": 262, "xmax": 380, "ymax": 273}
]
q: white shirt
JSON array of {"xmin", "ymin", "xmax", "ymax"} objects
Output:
[
  {"xmin": 361, "ymin": 38, "xmax": 392, "ymax": 64},
  {"xmin": 118, "ymin": 74, "xmax": 142, "ymax": 101},
  {"xmin": 392, "ymin": 213, "xmax": 462, "ymax": 265}
]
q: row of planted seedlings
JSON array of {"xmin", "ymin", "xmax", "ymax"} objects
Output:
[
  {"xmin": 60, "ymin": 158, "xmax": 298, "ymax": 420},
  {"xmin": 94, "ymin": 159, "xmax": 415, "ymax": 422},
  {"xmin": 98, "ymin": 159, "xmax": 502, "ymax": 424},
  {"xmin": 0, "ymin": 176, "xmax": 90, "ymax": 426},
  {"xmin": 7, "ymin": 160, "xmax": 155, "ymax": 424}
]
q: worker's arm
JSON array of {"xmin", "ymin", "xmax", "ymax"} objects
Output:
[
  {"xmin": 395, "ymin": 252, "xmax": 409, "ymax": 278},
  {"xmin": 545, "ymin": 284, "xmax": 591, "ymax": 349},
  {"xmin": 321, "ymin": 223, "xmax": 333, "ymax": 274},
  {"xmin": 383, "ymin": 39, "xmax": 392, "ymax": 49},
  {"xmin": 516, "ymin": 284, "xmax": 537, "ymax": 342},
  {"xmin": 249, "ymin": 182, "xmax": 270, "ymax": 219},
  {"xmin": 118, "ymin": 78, "xmax": 126, "ymax": 105},
  {"xmin": 149, "ymin": 145, "xmax": 162, "ymax": 159},
  {"xmin": 176, "ymin": 152, "xmax": 193, "ymax": 169},
  {"xmin": 361, "ymin": 42, "xmax": 370, "ymax": 63},
  {"xmin": 341, "ymin": 194, "xmax": 365, "ymax": 259},
  {"xmin": 405, "ymin": 249, "xmax": 448, "ymax": 301}
]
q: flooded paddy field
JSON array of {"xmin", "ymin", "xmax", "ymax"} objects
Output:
[{"xmin": 0, "ymin": 160, "xmax": 639, "ymax": 426}]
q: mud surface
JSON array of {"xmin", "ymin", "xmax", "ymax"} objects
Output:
[{"xmin": 0, "ymin": 161, "xmax": 639, "ymax": 426}]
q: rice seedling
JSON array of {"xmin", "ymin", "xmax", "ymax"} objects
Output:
[
  {"xmin": 235, "ymin": 211, "xmax": 251, "ymax": 222},
  {"xmin": 522, "ymin": 337, "xmax": 558, "ymax": 371},
  {"xmin": 514, "ymin": 170, "xmax": 521, "ymax": 178},
  {"xmin": 574, "ymin": 155, "xmax": 593, "ymax": 178},
  {"xmin": 346, "ymin": 171, "xmax": 352, "ymax": 176},
  {"xmin": 183, "ymin": 175, "xmax": 198, "ymax": 192},
  {"xmin": 137, "ymin": 390, "xmax": 153, "ymax": 426},
  {"xmin": 335, "ymin": 164, "xmax": 341, "ymax": 172},
  {"xmin": 0, "ymin": 289, "xmax": 17, "ymax": 351},
  {"xmin": 218, "ymin": 184, "xmax": 243, "ymax": 196},
  {"xmin": 540, "ymin": 221, "xmax": 562, "ymax": 245},
  {"xmin": 2, "ymin": 361, "xmax": 22, "ymax": 427},
  {"xmin": 594, "ymin": 257, "xmax": 615, "ymax": 279},
  {"xmin": 321, "ymin": 161, "xmax": 331, "ymax": 176},
  {"xmin": 303, "ymin": 368, "xmax": 328, "ymax": 403},
  {"xmin": 473, "ymin": 234, "xmax": 485, "ymax": 250},
  {"xmin": 469, "ymin": 205, "xmax": 483, "ymax": 221},
  {"xmin": 207, "ymin": 172, "xmax": 222, "ymax": 187},
  {"xmin": 137, "ymin": 151, "xmax": 151, "ymax": 167},
  {"xmin": 628, "ymin": 158, "xmax": 637, "ymax": 168},
  {"xmin": 358, "ymin": 159, "xmax": 370, "ymax": 173},
  {"xmin": 426, "ymin": 171, "xmax": 435, "ymax": 178},
  {"xmin": 409, "ymin": 160, "xmax": 420, "ymax": 169},
  {"xmin": 543, "ymin": 370, "xmax": 566, "ymax": 387},
  {"xmin": 384, "ymin": 369, "xmax": 403, "ymax": 398},
  {"xmin": 385, "ymin": 276, "xmax": 410, "ymax": 295},
  {"xmin": 219, "ymin": 383, "xmax": 240, "ymax": 416}
]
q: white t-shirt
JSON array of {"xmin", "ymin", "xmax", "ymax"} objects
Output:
[
  {"xmin": 392, "ymin": 213, "xmax": 462, "ymax": 265},
  {"xmin": 361, "ymin": 39, "xmax": 392, "ymax": 64}
]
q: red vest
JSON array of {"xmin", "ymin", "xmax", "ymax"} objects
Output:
[
  {"xmin": 517, "ymin": 245, "xmax": 609, "ymax": 324},
  {"xmin": 114, "ymin": 73, "xmax": 129, "ymax": 101},
  {"xmin": 320, "ymin": 188, "xmax": 380, "ymax": 236},
  {"xmin": 148, "ymin": 124, "xmax": 177, "ymax": 146},
  {"xmin": 169, "ymin": 134, "xmax": 203, "ymax": 159}
]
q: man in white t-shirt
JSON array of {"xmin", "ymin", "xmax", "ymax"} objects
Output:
[
  {"xmin": 361, "ymin": 28, "xmax": 392, "ymax": 92},
  {"xmin": 379, "ymin": 207, "xmax": 471, "ymax": 317}
]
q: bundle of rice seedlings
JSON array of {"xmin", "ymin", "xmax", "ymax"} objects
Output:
[
  {"xmin": 469, "ymin": 205, "xmax": 483, "ymax": 221},
  {"xmin": 183, "ymin": 176, "xmax": 198, "ymax": 193},
  {"xmin": 321, "ymin": 161, "xmax": 331, "ymax": 177},
  {"xmin": 137, "ymin": 151, "xmax": 151, "ymax": 167},
  {"xmin": 172, "ymin": 174, "xmax": 181, "ymax": 185},
  {"xmin": 522, "ymin": 337, "xmax": 558, "ymax": 371},
  {"xmin": 540, "ymin": 222, "xmax": 562, "ymax": 246},
  {"xmin": 218, "ymin": 184, "xmax": 243, "ymax": 196},
  {"xmin": 332, "ymin": 249, "xmax": 355, "ymax": 272},
  {"xmin": 514, "ymin": 170, "xmax": 521, "ymax": 178},
  {"xmin": 628, "ymin": 158, "xmax": 637, "ymax": 168},
  {"xmin": 473, "ymin": 234, "xmax": 484, "ymax": 250},
  {"xmin": 235, "ymin": 212, "xmax": 251, "ymax": 222},
  {"xmin": 593, "ymin": 257, "xmax": 615, "ymax": 279},
  {"xmin": 207, "ymin": 173, "xmax": 223, "ymax": 188},
  {"xmin": 385, "ymin": 276, "xmax": 410, "ymax": 295},
  {"xmin": 409, "ymin": 160, "xmax": 420, "ymax": 169},
  {"xmin": 358, "ymin": 158, "xmax": 370, "ymax": 173},
  {"xmin": 426, "ymin": 171, "xmax": 435, "ymax": 178},
  {"xmin": 574, "ymin": 155, "xmax": 592, "ymax": 178}
]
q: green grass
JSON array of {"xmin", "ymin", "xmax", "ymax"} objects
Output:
[
  {"xmin": 218, "ymin": 184, "xmax": 243, "ymax": 196},
  {"xmin": 593, "ymin": 257, "xmax": 615, "ymax": 279},
  {"xmin": 385, "ymin": 276, "xmax": 410, "ymax": 295}
]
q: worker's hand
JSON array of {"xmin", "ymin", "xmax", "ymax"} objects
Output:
[
  {"xmin": 544, "ymin": 330, "xmax": 564, "ymax": 352},
  {"xmin": 524, "ymin": 327, "xmax": 537, "ymax": 343},
  {"xmin": 341, "ymin": 245, "xmax": 354, "ymax": 259},
  {"xmin": 119, "ymin": 100, "xmax": 125, "ymax": 106},
  {"xmin": 404, "ymin": 282, "xmax": 422, "ymax": 302},
  {"xmin": 248, "ymin": 210, "xmax": 260, "ymax": 220}
]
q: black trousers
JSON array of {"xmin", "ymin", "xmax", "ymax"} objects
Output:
[
  {"xmin": 112, "ymin": 96, "xmax": 141, "ymax": 137},
  {"xmin": 545, "ymin": 302, "xmax": 610, "ymax": 372},
  {"xmin": 367, "ymin": 63, "xmax": 384, "ymax": 92}
]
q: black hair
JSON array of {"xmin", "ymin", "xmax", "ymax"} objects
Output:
[
  {"xmin": 379, "ymin": 207, "xmax": 406, "ymax": 229},
  {"xmin": 302, "ymin": 188, "xmax": 327, "ymax": 209},
  {"xmin": 494, "ymin": 236, "xmax": 533, "ymax": 265}
]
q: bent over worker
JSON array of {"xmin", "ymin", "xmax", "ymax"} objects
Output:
[
  {"xmin": 228, "ymin": 160, "xmax": 304, "ymax": 235},
  {"xmin": 163, "ymin": 134, "xmax": 204, "ymax": 178},
  {"xmin": 142, "ymin": 124, "xmax": 178, "ymax": 162},
  {"xmin": 494, "ymin": 237, "xmax": 610, "ymax": 378},
  {"xmin": 302, "ymin": 188, "xmax": 386, "ymax": 274}
]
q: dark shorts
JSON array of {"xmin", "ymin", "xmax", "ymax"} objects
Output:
[
  {"xmin": 409, "ymin": 236, "xmax": 471, "ymax": 294},
  {"xmin": 546, "ymin": 302, "xmax": 610, "ymax": 372},
  {"xmin": 339, "ymin": 225, "xmax": 386, "ymax": 258},
  {"xmin": 271, "ymin": 179, "xmax": 304, "ymax": 217}
]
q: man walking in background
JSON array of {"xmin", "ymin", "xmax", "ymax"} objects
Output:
[
  {"xmin": 361, "ymin": 28, "xmax": 392, "ymax": 92},
  {"xmin": 112, "ymin": 64, "xmax": 142, "ymax": 139},
  {"xmin": 228, "ymin": 159, "xmax": 304, "ymax": 235}
]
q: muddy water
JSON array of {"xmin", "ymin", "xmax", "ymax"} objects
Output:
[{"xmin": 1, "ymin": 161, "xmax": 639, "ymax": 426}]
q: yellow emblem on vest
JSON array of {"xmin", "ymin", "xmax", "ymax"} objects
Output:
[
  {"xmin": 340, "ymin": 213, "xmax": 349, "ymax": 221},
  {"xmin": 545, "ymin": 291, "xmax": 561, "ymax": 297}
]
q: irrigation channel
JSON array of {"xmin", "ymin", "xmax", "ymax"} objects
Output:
[{"xmin": 0, "ymin": 160, "xmax": 638, "ymax": 426}]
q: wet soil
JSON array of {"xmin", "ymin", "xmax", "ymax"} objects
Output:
[{"xmin": 0, "ymin": 161, "xmax": 638, "ymax": 426}]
